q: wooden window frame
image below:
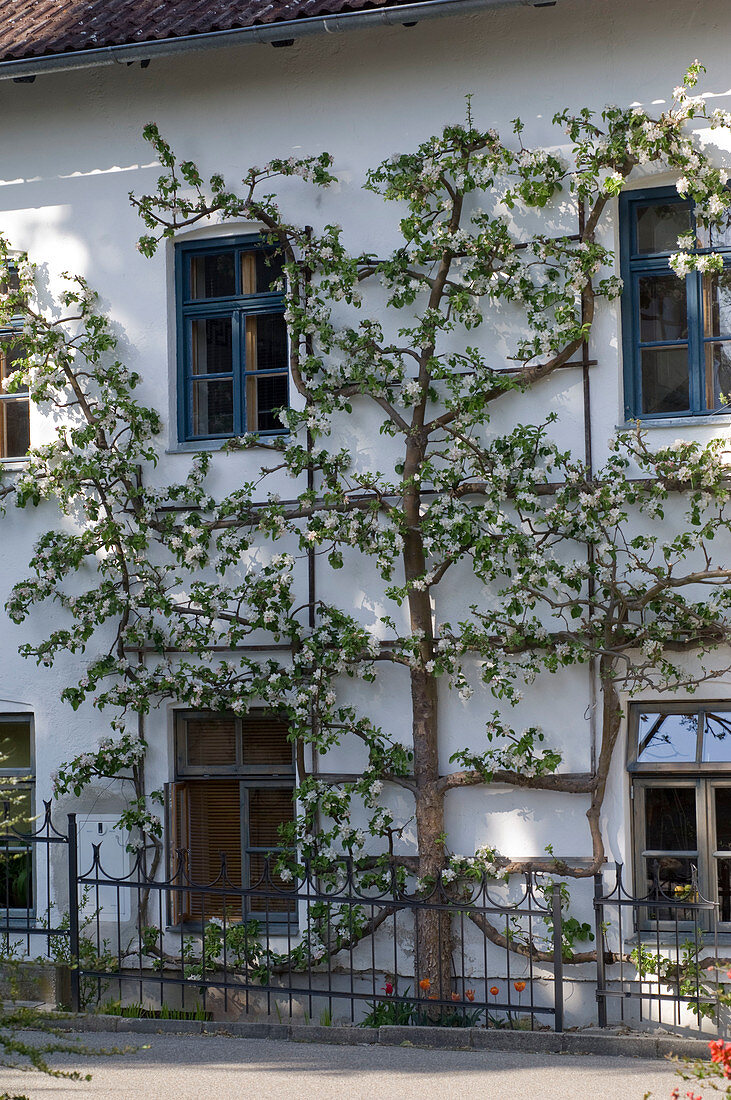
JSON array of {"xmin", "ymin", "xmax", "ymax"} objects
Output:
[
  {"xmin": 175, "ymin": 236, "xmax": 289, "ymax": 444},
  {"xmin": 619, "ymin": 186, "xmax": 731, "ymax": 420},
  {"xmin": 0, "ymin": 715, "xmax": 35, "ymax": 918},
  {"xmin": 169, "ymin": 711, "xmax": 295, "ymax": 927},
  {"xmin": 628, "ymin": 702, "xmax": 731, "ymax": 931}
]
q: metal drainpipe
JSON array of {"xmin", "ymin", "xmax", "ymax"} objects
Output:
[
  {"xmin": 579, "ymin": 201, "xmax": 598, "ymax": 778},
  {"xmin": 0, "ymin": 0, "xmax": 560, "ymax": 82}
]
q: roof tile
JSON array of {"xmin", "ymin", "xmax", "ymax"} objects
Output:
[{"xmin": 0, "ymin": 0, "xmax": 431, "ymax": 62}]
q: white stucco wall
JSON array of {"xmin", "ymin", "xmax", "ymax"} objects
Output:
[{"xmin": 0, "ymin": 0, "xmax": 730, "ymax": 968}]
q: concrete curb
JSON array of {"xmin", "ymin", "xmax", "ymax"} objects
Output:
[{"xmin": 32, "ymin": 1011, "xmax": 716, "ymax": 1059}]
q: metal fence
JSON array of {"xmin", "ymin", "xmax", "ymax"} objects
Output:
[
  {"xmin": 594, "ymin": 863, "xmax": 721, "ymax": 1031},
  {"xmin": 6, "ymin": 807, "xmax": 726, "ymax": 1032},
  {"xmin": 0, "ymin": 800, "xmax": 72, "ymax": 964},
  {"xmin": 75, "ymin": 842, "xmax": 565, "ymax": 1029}
]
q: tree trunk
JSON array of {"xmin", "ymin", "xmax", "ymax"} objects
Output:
[{"xmin": 411, "ymin": 665, "xmax": 453, "ymax": 1003}]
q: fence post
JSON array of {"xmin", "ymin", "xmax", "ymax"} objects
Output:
[
  {"xmin": 551, "ymin": 883, "xmax": 564, "ymax": 1033},
  {"xmin": 593, "ymin": 872, "xmax": 607, "ymax": 1028},
  {"xmin": 67, "ymin": 813, "xmax": 81, "ymax": 1014}
]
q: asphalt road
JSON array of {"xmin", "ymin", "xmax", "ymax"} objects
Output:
[{"xmin": 1, "ymin": 1031, "xmax": 681, "ymax": 1100}]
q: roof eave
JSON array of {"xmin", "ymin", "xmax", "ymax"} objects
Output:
[{"xmin": 0, "ymin": 0, "xmax": 558, "ymax": 82}]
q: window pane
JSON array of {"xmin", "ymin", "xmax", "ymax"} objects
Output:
[
  {"xmin": 248, "ymin": 787, "xmax": 295, "ymax": 914},
  {"xmin": 704, "ymin": 713, "xmax": 731, "ymax": 762},
  {"xmin": 714, "ymin": 788, "xmax": 731, "ymax": 850},
  {"xmin": 0, "ymin": 785, "xmax": 33, "ymax": 835},
  {"xmin": 191, "ymin": 317, "xmax": 232, "ymax": 376},
  {"xmin": 698, "ymin": 217, "xmax": 731, "ymax": 250},
  {"xmin": 248, "ymin": 851, "xmax": 296, "ymax": 912},
  {"xmin": 245, "ymin": 314, "xmax": 288, "ymax": 432},
  {"xmin": 240, "ymin": 251, "xmax": 285, "ymax": 295},
  {"xmin": 245, "ymin": 314, "xmax": 288, "ymax": 374},
  {"xmin": 241, "ymin": 716, "xmax": 292, "ymax": 768},
  {"xmin": 192, "ymin": 379, "xmax": 234, "ymax": 436},
  {"xmin": 703, "ymin": 271, "xmax": 731, "ymax": 338},
  {"xmin": 645, "ymin": 787, "xmax": 697, "ymax": 851},
  {"xmin": 0, "ymin": 344, "xmax": 27, "ymax": 394},
  {"xmin": 0, "ymin": 721, "xmax": 31, "ymax": 771},
  {"xmin": 636, "ymin": 712, "xmax": 698, "ymax": 764},
  {"xmin": 717, "ymin": 857, "xmax": 731, "ymax": 921},
  {"xmin": 248, "ymin": 788, "xmax": 294, "ymax": 849},
  {"xmin": 643, "ymin": 856, "xmax": 697, "ymax": 918},
  {"xmin": 640, "ymin": 346, "xmax": 690, "ymax": 414},
  {"xmin": 704, "ymin": 342, "xmax": 731, "ymax": 410},
  {"xmin": 185, "ymin": 716, "xmax": 237, "ymax": 768},
  {"xmin": 247, "ymin": 375, "xmax": 288, "ymax": 434},
  {"xmin": 636, "ymin": 202, "xmax": 692, "ymax": 254},
  {"xmin": 0, "ymin": 398, "xmax": 30, "ymax": 458},
  {"xmin": 0, "ymin": 848, "xmax": 33, "ymax": 909},
  {"xmin": 638, "ymin": 275, "xmax": 688, "ymax": 343},
  {"xmin": 0, "ymin": 346, "xmax": 30, "ymax": 458},
  {"xmin": 256, "ymin": 251, "xmax": 285, "ymax": 294},
  {"xmin": 189, "ymin": 253, "xmax": 236, "ymax": 299}
]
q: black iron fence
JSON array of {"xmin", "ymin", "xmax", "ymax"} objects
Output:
[
  {"xmin": 594, "ymin": 863, "xmax": 721, "ymax": 1031},
  {"xmin": 76, "ymin": 843, "xmax": 565, "ymax": 1029},
  {"xmin": 0, "ymin": 800, "xmax": 72, "ymax": 964},
  {"xmin": 0, "ymin": 807, "xmax": 566, "ymax": 1029},
  {"xmin": 3, "ymin": 807, "xmax": 726, "ymax": 1033}
]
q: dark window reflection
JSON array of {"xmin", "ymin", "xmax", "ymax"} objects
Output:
[
  {"xmin": 192, "ymin": 379, "xmax": 234, "ymax": 436},
  {"xmin": 645, "ymin": 787, "xmax": 697, "ymax": 851},
  {"xmin": 639, "ymin": 275, "xmax": 688, "ymax": 343},
  {"xmin": 641, "ymin": 346, "xmax": 690, "ymax": 414},
  {"xmin": 192, "ymin": 318, "xmax": 232, "ymax": 377},
  {"xmin": 636, "ymin": 202, "xmax": 692, "ymax": 254},
  {"xmin": 190, "ymin": 253, "xmax": 236, "ymax": 299}
]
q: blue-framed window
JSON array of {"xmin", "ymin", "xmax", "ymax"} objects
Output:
[
  {"xmin": 620, "ymin": 187, "xmax": 731, "ymax": 419},
  {"xmin": 175, "ymin": 236, "xmax": 288, "ymax": 442}
]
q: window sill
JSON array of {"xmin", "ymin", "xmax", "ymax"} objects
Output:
[
  {"xmin": 166, "ymin": 437, "xmax": 287, "ymax": 455},
  {"xmin": 618, "ymin": 414, "xmax": 731, "ymax": 430},
  {"xmin": 0, "ymin": 455, "xmax": 30, "ymax": 468}
]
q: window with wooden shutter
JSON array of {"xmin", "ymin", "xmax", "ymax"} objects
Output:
[{"xmin": 172, "ymin": 711, "xmax": 295, "ymax": 924}]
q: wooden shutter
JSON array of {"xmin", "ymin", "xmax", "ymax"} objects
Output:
[
  {"xmin": 248, "ymin": 787, "xmax": 295, "ymax": 914},
  {"xmin": 184, "ymin": 715, "xmax": 237, "ymax": 767},
  {"xmin": 241, "ymin": 715, "xmax": 292, "ymax": 768},
  {"xmin": 172, "ymin": 779, "xmax": 242, "ymax": 921},
  {"xmin": 170, "ymin": 781, "xmax": 189, "ymax": 924}
]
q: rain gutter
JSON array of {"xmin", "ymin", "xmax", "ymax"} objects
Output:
[{"xmin": 0, "ymin": 0, "xmax": 559, "ymax": 83}]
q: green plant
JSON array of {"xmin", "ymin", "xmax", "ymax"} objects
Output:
[
  {"xmin": 360, "ymin": 983, "xmax": 484, "ymax": 1028},
  {"xmin": 361, "ymin": 985, "xmax": 416, "ymax": 1028},
  {"xmin": 39, "ymin": 891, "xmax": 119, "ymax": 1010},
  {"xmin": 630, "ymin": 938, "xmax": 719, "ymax": 1022},
  {"xmin": 98, "ymin": 999, "xmax": 209, "ymax": 1021}
]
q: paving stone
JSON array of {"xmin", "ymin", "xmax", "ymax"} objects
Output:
[
  {"xmin": 228, "ymin": 1022, "xmax": 292, "ymax": 1040},
  {"xmin": 290, "ymin": 1024, "xmax": 377, "ymax": 1044},
  {"xmin": 656, "ymin": 1036, "xmax": 714, "ymax": 1060},
  {"xmin": 471, "ymin": 1028, "xmax": 563, "ymax": 1052},
  {"xmin": 562, "ymin": 1033, "xmax": 658, "ymax": 1058},
  {"xmin": 379, "ymin": 1025, "xmax": 471, "ymax": 1049}
]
